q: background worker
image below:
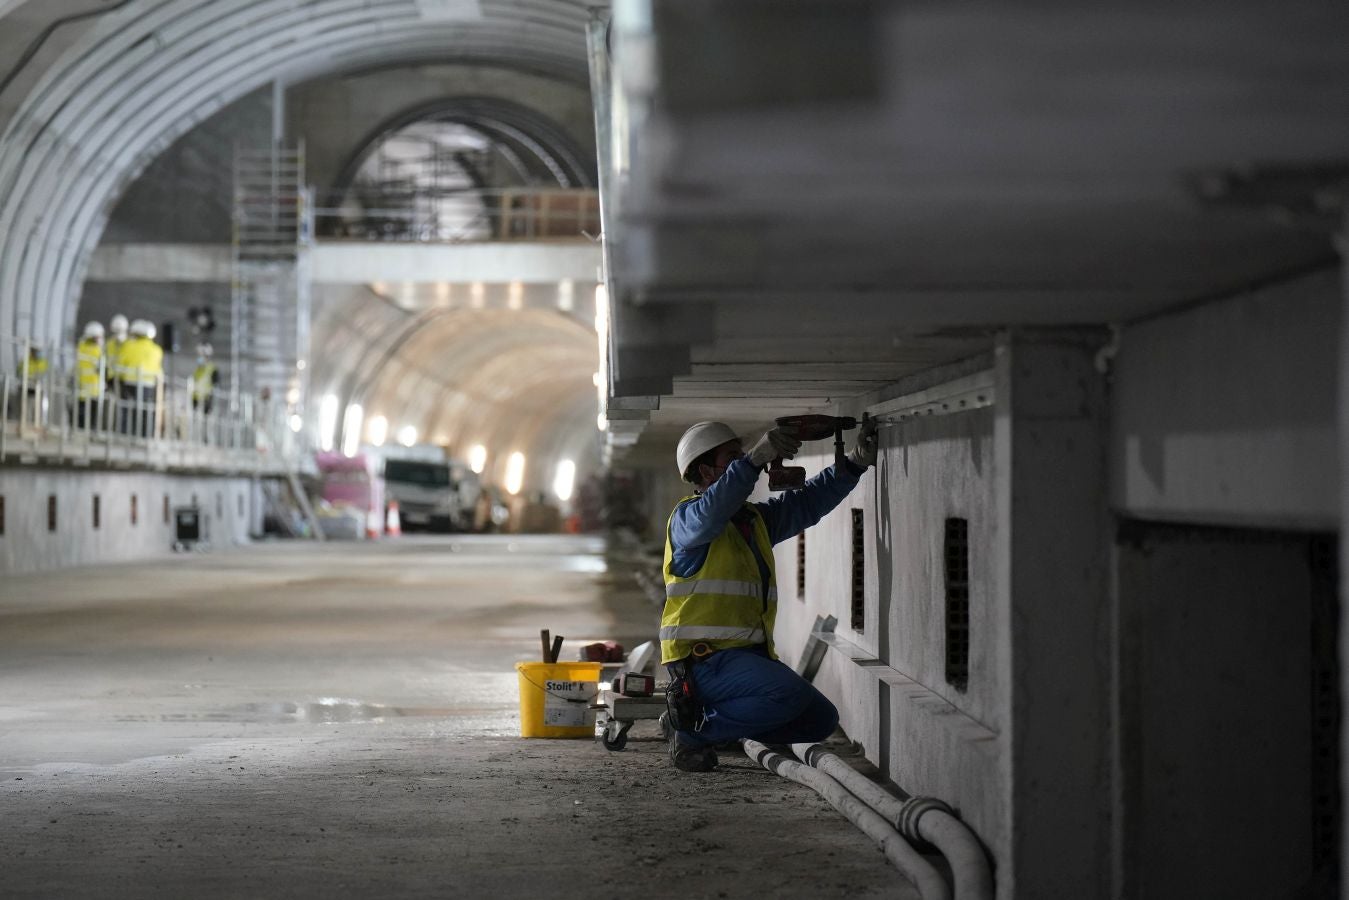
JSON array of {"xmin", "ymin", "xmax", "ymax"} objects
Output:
[
  {"xmin": 75, "ymin": 322, "xmax": 105, "ymax": 429},
  {"xmin": 191, "ymin": 343, "xmax": 218, "ymax": 415},
  {"xmin": 106, "ymin": 313, "xmax": 129, "ymax": 371},
  {"xmin": 105, "ymin": 313, "xmax": 128, "ymax": 426},
  {"xmin": 17, "ymin": 345, "xmax": 47, "ymax": 380},
  {"xmin": 661, "ymin": 416, "xmax": 879, "ymax": 772},
  {"xmin": 116, "ymin": 319, "xmax": 163, "ymax": 437},
  {"xmin": 14, "ymin": 346, "xmax": 48, "ymax": 422}
]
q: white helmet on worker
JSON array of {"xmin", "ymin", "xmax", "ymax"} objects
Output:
[
  {"xmin": 82, "ymin": 321, "xmax": 105, "ymax": 339},
  {"xmin": 129, "ymin": 318, "xmax": 153, "ymax": 338},
  {"xmin": 109, "ymin": 314, "xmax": 128, "ymax": 337},
  {"xmin": 676, "ymin": 421, "xmax": 739, "ymax": 481},
  {"xmin": 197, "ymin": 343, "xmax": 213, "ymax": 358}
]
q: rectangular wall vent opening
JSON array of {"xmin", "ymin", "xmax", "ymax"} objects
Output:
[
  {"xmin": 944, "ymin": 517, "xmax": 971, "ymax": 691},
  {"xmin": 850, "ymin": 509, "xmax": 865, "ymax": 632},
  {"xmin": 47, "ymin": 495, "xmax": 57, "ymax": 533},
  {"xmin": 130, "ymin": 493, "xmax": 138, "ymax": 527},
  {"xmin": 92, "ymin": 494, "xmax": 101, "ymax": 530},
  {"xmin": 163, "ymin": 494, "xmax": 170, "ymax": 525},
  {"xmin": 796, "ymin": 532, "xmax": 806, "ymax": 602},
  {"xmin": 1309, "ymin": 536, "xmax": 1341, "ymax": 877}
]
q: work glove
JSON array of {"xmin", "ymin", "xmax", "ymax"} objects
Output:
[
  {"xmin": 747, "ymin": 427, "xmax": 802, "ymax": 468},
  {"xmin": 847, "ymin": 414, "xmax": 879, "ymax": 469}
]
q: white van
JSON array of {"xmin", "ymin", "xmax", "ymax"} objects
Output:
[{"xmin": 384, "ymin": 458, "xmax": 462, "ymax": 532}]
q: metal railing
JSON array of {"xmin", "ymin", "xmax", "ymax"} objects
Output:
[
  {"xmin": 313, "ymin": 187, "xmax": 601, "ymax": 243},
  {"xmin": 3, "ymin": 337, "xmax": 306, "ymax": 474}
]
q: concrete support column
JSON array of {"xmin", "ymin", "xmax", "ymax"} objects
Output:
[
  {"xmin": 994, "ymin": 330, "xmax": 1111, "ymax": 897},
  {"xmin": 1339, "ymin": 212, "xmax": 1349, "ymax": 900}
]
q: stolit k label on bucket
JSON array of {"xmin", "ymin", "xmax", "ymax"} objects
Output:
[{"xmin": 543, "ymin": 680, "xmax": 589, "ymax": 727}]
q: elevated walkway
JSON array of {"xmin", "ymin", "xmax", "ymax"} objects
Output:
[{"xmin": 2, "ymin": 350, "xmax": 310, "ymax": 479}]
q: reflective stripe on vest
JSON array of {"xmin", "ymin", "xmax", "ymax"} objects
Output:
[
  {"xmin": 665, "ymin": 579, "xmax": 778, "ymax": 601},
  {"xmin": 658, "ymin": 624, "xmax": 767, "ymax": 643}
]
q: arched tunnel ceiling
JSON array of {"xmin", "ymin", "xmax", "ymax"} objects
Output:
[
  {"xmin": 0, "ymin": 0, "xmax": 593, "ymax": 346},
  {"xmin": 312, "ymin": 299, "xmax": 599, "ymax": 487}
]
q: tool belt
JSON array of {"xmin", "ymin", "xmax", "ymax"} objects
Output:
[{"xmin": 664, "ymin": 643, "xmax": 725, "ymax": 732}]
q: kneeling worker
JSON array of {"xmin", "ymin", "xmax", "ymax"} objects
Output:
[{"xmin": 663, "ymin": 415, "xmax": 878, "ymax": 772}]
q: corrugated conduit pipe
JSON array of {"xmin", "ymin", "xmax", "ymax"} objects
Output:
[
  {"xmin": 791, "ymin": 742, "xmax": 994, "ymax": 900},
  {"xmin": 741, "ymin": 739, "xmax": 952, "ymax": 900}
]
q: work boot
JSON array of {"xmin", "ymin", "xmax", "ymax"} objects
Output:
[
  {"xmin": 668, "ymin": 726, "xmax": 717, "ymax": 772},
  {"xmin": 660, "ymin": 711, "xmax": 718, "ymax": 771}
]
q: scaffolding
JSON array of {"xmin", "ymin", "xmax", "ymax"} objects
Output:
[{"xmin": 230, "ymin": 143, "xmax": 312, "ymax": 420}]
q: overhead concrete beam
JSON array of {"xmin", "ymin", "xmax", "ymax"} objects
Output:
[
  {"xmin": 86, "ymin": 241, "xmax": 601, "ymax": 284},
  {"xmin": 311, "ymin": 241, "xmax": 602, "ymax": 284},
  {"xmin": 87, "ymin": 243, "xmax": 232, "ymax": 282}
]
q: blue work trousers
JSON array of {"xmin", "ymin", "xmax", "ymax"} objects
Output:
[{"xmin": 676, "ymin": 646, "xmax": 838, "ymax": 748}]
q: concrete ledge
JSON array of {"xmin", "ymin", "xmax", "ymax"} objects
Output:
[{"xmin": 815, "ymin": 629, "xmax": 998, "ymax": 745}]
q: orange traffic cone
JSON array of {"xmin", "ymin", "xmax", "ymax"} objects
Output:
[
  {"xmin": 385, "ymin": 501, "xmax": 402, "ymax": 537},
  {"xmin": 366, "ymin": 506, "xmax": 383, "ymax": 539}
]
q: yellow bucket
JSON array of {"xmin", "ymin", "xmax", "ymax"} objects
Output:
[{"xmin": 515, "ymin": 661, "xmax": 603, "ymax": 738}]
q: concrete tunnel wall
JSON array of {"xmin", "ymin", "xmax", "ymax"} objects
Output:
[
  {"xmin": 753, "ymin": 267, "xmax": 1341, "ymax": 894},
  {"xmin": 0, "ymin": 469, "xmax": 255, "ymax": 575},
  {"xmin": 769, "ymin": 403, "xmax": 1009, "ymax": 885},
  {"xmin": 1111, "ymin": 268, "xmax": 1341, "ymax": 531}
]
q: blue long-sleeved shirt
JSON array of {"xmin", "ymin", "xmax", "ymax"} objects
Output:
[{"xmin": 669, "ymin": 456, "xmax": 864, "ymax": 578}]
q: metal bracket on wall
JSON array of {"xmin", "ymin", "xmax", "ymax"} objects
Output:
[
  {"xmin": 796, "ymin": 614, "xmax": 838, "ymax": 683},
  {"xmin": 869, "ymin": 369, "xmax": 995, "ymax": 427}
]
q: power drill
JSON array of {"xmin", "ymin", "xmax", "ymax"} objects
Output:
[{"xmin": 767, "ymin": 414, "xmax": 862, "ymax": 491}]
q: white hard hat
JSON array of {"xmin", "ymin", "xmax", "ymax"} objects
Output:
[
  {"xmin": 197, "ymin": 343, "xmax": 213, "ymax": 358},
  {"xmin": 82, "ymin": 321, "xmax": 105, "ymax": 339},
  {"xmin": 110, "ymin": 314, "xmax": 128, "ymax": 335},
  {"xmin": 129, "ymin": 318, "xmax": 153, "ymax": 337},
  {"xmin": 676, "ymin": 421, "xmax": 739, "ymax": 480}
]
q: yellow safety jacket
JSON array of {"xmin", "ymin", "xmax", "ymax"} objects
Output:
[
  {"xmin": 18, "ymin": 356, "xmax": 48, "ymax": 379},
  {"xmin": 76, "ymin": 339, "xmax": 103, "ymax": 400},
  {"xmin": 115, "ymin": 336, "xmax": 163, "ymax": 386},
  {"xmin": 106, "ymin": 337, "xmax": 125, "ymax": 375},
  {"xmin": 191, "ymin": 362, "xmax": 217, "ymax": 401},
  {"xmin": 660, "ymin": 495, "xmax": 778, "ymax": 664}
]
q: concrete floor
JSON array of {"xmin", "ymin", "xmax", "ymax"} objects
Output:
[{"xmin": 0, "ymin": 535, "xmax": 912, "ymax": 899}]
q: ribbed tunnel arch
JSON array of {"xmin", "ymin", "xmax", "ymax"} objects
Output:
[
  {"xmin": 0, "ymin": 0, "xmax": 591, "ymax": 354},
  {"xmin": 327, "ymin": 94, "xmax": 597, "ymax": 199},
  {"xmin": 311, "ymin": 298, "xmax": 600, "ymax": 499}
]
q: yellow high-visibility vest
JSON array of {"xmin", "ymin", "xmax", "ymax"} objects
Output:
[
  {"xmin": 76, "ymin": 339, "xmax": 103, "ymax": 400},
  {"xmin": 106, "ymin": 337, "xmax": 126, "ymax": 374},
  {"xmin": 660, "ymin": 495, "xmax": 778, "ymax": 664},
  {"xmin": 115, "ymin": 336, "xmax": 163, "ymax": 386},
  {"xmin": 192, "ymin": 361, "xmax": 217, "ymax": 401},
  {"xmin": 18, "ymin": 355, "xmax": 48, "ymax": 379}
]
